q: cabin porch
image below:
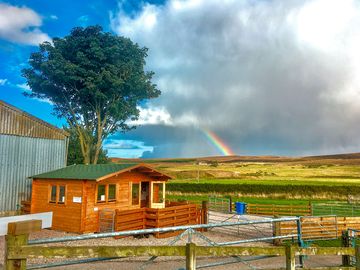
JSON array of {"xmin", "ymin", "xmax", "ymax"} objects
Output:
[{"xmin": 100, "ymin": 201, "xmax": 206, "ymax": 238}]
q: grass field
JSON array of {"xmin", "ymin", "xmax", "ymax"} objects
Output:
[{"xmin": 114, "ymin": 153, "xmax": 360, "ymax": 204}]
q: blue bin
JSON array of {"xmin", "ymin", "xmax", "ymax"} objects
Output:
[{"xmin": 235, "ymin": 202, "xmax": 247, "ymax": 214}]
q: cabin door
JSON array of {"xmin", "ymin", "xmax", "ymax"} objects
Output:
[
  {"xmin": 150, "ymin": 182, "xmax": 165, "ymax": 209},
  {"xmin": 141, "ymin": 182, "xmax": 149, "ymax": 208}
]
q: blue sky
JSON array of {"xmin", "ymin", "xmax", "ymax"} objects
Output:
[
  {"xmin": 0, "ymin": 0, "xmax": 160, "ymax": 157},
  {"xmin": 1, "ymin": 0, "xmax": 360, "ymax": 158}
]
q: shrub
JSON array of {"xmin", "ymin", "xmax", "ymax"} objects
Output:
[{"xmin": 167, "ymin": 182, "xmax": 360, "ymax": 197}]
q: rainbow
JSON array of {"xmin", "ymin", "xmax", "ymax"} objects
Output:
[{"xmin": 202, "ymin": 128, "xmax": 235, "ymax": 156}]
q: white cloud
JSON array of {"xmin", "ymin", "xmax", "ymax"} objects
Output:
[
  {"xmin": 15, "ymin": 83, "xmax": 53, "ymax": 105},
  {"xmin": 16, "ymin": 83, "xmax": 31, "ymax": 92},
  {"xmin": 103, "ymin": 139, "xmax": 153, "ymax": 158},
  {"xmin": 0, "ymin": 79, "xmax": 8, "ymax": 85},
  {"xmin": 0, "ymin": 3, "xmax": 50, "ymax": 45},
  {"xmin": 129, "ymin": 106, "xmax": 173, "ymax": 126},
  {"xmin": 50, "ymin": 15, "xmax": 58, "ymax": 20},
  {"xmin": 111, "ymin": 0, "xmax": 360, "ymax": 156}
]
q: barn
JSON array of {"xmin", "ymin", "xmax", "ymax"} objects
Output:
[
  {"xmin": 0, "ymin": 100, "xmax": 69, "ymax": 215},
  {"xmin": 30, "ymin": 163, "xmax": 174, "ymax": 233}
]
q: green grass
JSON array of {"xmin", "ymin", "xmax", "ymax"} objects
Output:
[
  {"xmin": 171, "ymin": 178, "xmax": 360, "ymax": 186},
  {"xmin": 160, "ymin": 162, "xmax": 360, "ymax": 201},
  {"xmin": 163, "ymin": 163, "xmax": 360, "ymax": 185},
  {"xmin": 283, "ymin": 238, "xmax": 343, "ymax": 247}
]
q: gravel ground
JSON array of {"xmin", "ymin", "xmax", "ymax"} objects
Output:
[
  {"xmin": 0, "ymin": 213, "xmax": 342, "ymax": 269},
  {"xmin": 0, "ymin": 229, "xmax": 342, "ymax": 270}
]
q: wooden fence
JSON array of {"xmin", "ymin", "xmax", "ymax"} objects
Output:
[
  {"xmin": 245, "ymin": 203, "xmax": 312, "ymax": 216},
  {"xmin": 277, "ymin": 216, "xmax": 360, "ymax": 240},
  {"xmin": 115, "ymin": 203, "xmax": 204, "ymax": 238},
  {"xmin": 4, "ymin": 220, "xmax": 360, "ymax": 270},
  {"xmin": 20, "ymin": 200, "xmax": 30, "ymax": 215}
]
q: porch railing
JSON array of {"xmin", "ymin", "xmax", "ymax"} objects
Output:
[{"xmin": 114, "ymin": 202, "xmax": 205, "ymax": 238}]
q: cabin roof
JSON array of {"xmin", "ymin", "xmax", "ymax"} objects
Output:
[{"xmin": 31, "ymin": 163, "xmax": 172, "ymax": 181}]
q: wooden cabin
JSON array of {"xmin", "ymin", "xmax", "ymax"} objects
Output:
[{"xmin": 30, "ymin": 163, "xmax": 171, "ymax": 233}]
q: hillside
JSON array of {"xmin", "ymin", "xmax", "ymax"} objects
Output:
[
  {"xmin": 111, "ymin": 152, "xmax": 360, "ymax": 165},
  {"xmin": 112, "ymin": 152, "xmax": 360, "ymax": 201}
]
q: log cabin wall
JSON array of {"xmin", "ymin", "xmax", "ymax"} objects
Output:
[
  {"xmin": 83, "ymin": 171, "xmax": 163, "ymax": 233},
  {"xmin": 31, "ymin": 169, "xmax": 168, "ymax": 234},
  {"xmin": 30, "ymin": 179, "xmax": 83, "ymax": 233}
]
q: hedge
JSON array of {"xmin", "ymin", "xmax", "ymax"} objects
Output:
[{"xmin": 167, "ymin": 183, "xmax": 360, "ymax": 196}]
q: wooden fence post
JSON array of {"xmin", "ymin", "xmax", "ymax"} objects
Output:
[
  {"xmin": 285, "ymin": 245, "xmax": 296, "ymax": 270},
  {"xmin": 356, "ymin": 245, "xmax": 360, "ymax": 270},
  {"xmin": 229, "ymin": 197, "xmax": 232, "ymax": 213},
  {"xmin": 186, "ymin": 243, "xmax": 196, "ymax": 270},
  {"xmin": 273, "ymin": 215, "xmax": 281, "ymax": 246},
  {"xmin": 342, "ymin": 230, "xmax": 351, "ymax": 266},
  {"xmin": 5, "ymin": 220, "xmax": 42, "ymax": 270},
  {"xmin": 309, "ymin": 201, "xmax": 313, "ymax": 216},
  {"xmin": 201, "ymin": 201, "xmax": 208, "ymax": 232}
]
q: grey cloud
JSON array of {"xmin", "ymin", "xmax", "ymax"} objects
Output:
[{"xmin": 111, "ymin": 0, "xmax": 360, "ymax": 157}]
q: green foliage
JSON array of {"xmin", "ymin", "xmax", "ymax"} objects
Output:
[
  {"xmin": 22, "ymin": 25, "xmax": 160, "ymax": 164},
  {"xmin": 65, "ymin": 126, "xmax": 109, "ymax": 165}
]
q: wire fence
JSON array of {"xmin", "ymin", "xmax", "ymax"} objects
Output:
[
  {"xmin": 207, "ymin": 196, "xmax": 360, "ymax": 218},
  {"xmin": 312, "ymin": 203, "xmax": 360, "ymax": 217}
]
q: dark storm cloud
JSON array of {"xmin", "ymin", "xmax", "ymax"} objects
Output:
[
  {"xmin": 113, "ymin": 125, "xmax": 221, "ymax": 158},
  {"xmin": 111, "ymin": 0, "xmax": 360, "ymax": 157}
]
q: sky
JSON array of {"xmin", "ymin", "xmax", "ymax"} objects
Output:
[{"xmin": 1, "ymin": 0, "xmax": 360, "ymax": 158}]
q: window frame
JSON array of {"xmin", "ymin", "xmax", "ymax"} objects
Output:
[
  {"xmin": 48, "ymin": 184, "xmax": 67, "ymax": 205},
  {"xmin": 95, "ymin": 183, "xmax": 117, "ymax": 204},
  {"xmin": 108, "ymin": 184, "xmax": 117, "ymax": 202},
  {"xmin": 49, "ymin": 185, "xmax": 57, "ymax": 203},
  {"xmin": 150, "ymin": 181, "xmax": 166, "ymax": 209},
  {"xmin": 131, "ymin": 182, "xmax": 141, "ymax": 206}
]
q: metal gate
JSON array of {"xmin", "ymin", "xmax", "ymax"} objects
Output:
[
  {"xmin": 208, "ymin": 196, "xmax": 231, "ymax": 213},
  {"xmin": 99, "ymin": 208, "xmax": 115, "ymax": 233}
]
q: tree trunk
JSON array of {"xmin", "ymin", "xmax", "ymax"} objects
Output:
[
  {"xmin": 76, "ymin": 127, "xmax": 91, "ymax": 165},
  {"xmin": 92, "ymin": 139, "xmax": 102, "ymax": 164},
  {"xmin": 92, "ymin": 112, "xmax": 106, "ymax": 165},
  {"xmin": 83, "ymin": 145, "xmax": 91, "ymax": 165}
]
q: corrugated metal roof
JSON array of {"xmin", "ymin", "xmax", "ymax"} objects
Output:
[
  {"xmin": 0, "ymin": 100, "xmax": 69, "ymax": 140},
  {"xmin": 31, "ymin": 164, "xmax": 139, "ymax": 180}
]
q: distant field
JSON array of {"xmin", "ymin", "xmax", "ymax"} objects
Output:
[{"xmin": 113, "ymin": 153, "xmax": 360, "ymax": 203}]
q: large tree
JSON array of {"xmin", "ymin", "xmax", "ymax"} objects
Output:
[{"xmin": 22, "ymin": 26, "xmax": 160, "ymax": 164}]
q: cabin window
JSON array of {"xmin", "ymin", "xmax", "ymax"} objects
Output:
[
  {"xmin": 50, "ymin": 186, "xmax": 57, "ymax": 203},
  {"xmin": 132, "ymin": 183, "xmax": 140, "ymax": 205},
  {"xmin": 58, "ymin": 186, "xmax": 66, "ymax": 204},
  {"xmin": 97, "ymin": 185, "xmax": 106, "ymax": 202},
  {"xmin": 96, "ymin": 184, "xmax": 117, "ymax": 203},
  {"xmin": 108, "ymin": 184, "xmax": 116, "ymax": 201},
  {"xmin": 152, "ymin": 183, "xmax": 164, "ymax": 203},
  {"xmin": 49, "ymin": 185, "xmax": 66, "ymax": 204}
]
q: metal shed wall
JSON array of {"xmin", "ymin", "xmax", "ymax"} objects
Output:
[{"xmin": 0, "ymin": 134, "xmax": 67, "ymax": 212}]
